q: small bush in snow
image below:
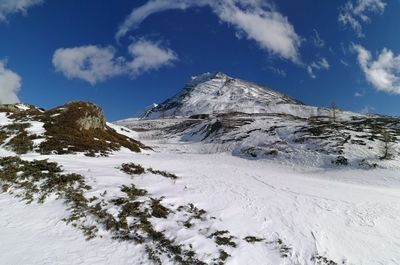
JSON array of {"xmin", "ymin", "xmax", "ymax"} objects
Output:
[
  {"xmin": 332, "ymin": 156, "xmax": 349, "ymax": 166},
  {"xmin": 120, "ymin": 163, "xmax": 145, "ymax": 175}
]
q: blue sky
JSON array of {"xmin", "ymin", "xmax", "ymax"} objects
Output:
[{"xmin": 0, "ymin": 0, "xmax": 400, "ymax": 121}]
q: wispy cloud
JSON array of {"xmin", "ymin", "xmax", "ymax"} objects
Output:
[
  {"xmin": 340, "ymin": 59, "xmax": 350, "ymax": 67},
  {"xmin": 0, "ymin": 60, "xmax": 21, "ymax": 104},
  {"xmin": 338, "ymin": 0, "xmax": 386, "ymax": 37},
  {"xmin": 312, "ymin": 29, "xmax": 325, "ymax": 48},
  {"xmin": 353, "ymin": 44, "xmax": 400, "ymax": 94},
  {"xmin": 307, "ymin": 57, "xmax": 330, "ymax": 79},
  {"xmin": 116, "ymin": 0, "xmax": 302, "ymax": 63},
  {"xmin": 127, "ymin": 40, "xmax": 177, "ymax": 76},
  {"xmin": 340, "ymin": 42, "xmax": 348, "ymax": 55},
  {"xmin": 0, "ymin": 0, "xmax": 43, "ymax": 22},
  {"xmin": 360, "ymin": 105, "xmax": 375, "ymax": 114},
  {"xmin": 52, "ymin": 40, "xmax": 177, "ymax": 85},
  {"xmin": 268, "ymin": 66, "xmax": 287, "ymax": 77},
  {"xmin": 354, "ymin": 91, "xmax": 364, "ymax": 97}
]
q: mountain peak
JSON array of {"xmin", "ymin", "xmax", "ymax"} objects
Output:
[
  {"xmin": 188, "ymin": 72, "xmax": 227, "ymax": 87},
  {"xmin": 141, "ymin": 72, "xmax": 305, "ymax": 119}
]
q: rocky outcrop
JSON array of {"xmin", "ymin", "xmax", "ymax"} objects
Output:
[
  {"xmin": 38, "ymin": 101, "xmax": 146, "ymax": 155},
  {"xmin": 2, "ymin": 100, "xmax": 147, "ymax": 156},
  {"xmin": 68, "ymin": 101, "xmax": 107, "ymax": 130}
]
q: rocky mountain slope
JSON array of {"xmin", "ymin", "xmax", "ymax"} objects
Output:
[{"xmin": 142, "ymin": 72, "xmax": 321, "ymax": 119}]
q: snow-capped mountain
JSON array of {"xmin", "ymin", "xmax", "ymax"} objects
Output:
[
  {"xmin": 142, "ymin": 72, "xmax": 321, "ymax": 119},
  {"xmin": 118, "ymin": 72, "xmax": 399, "ymax": 169}
]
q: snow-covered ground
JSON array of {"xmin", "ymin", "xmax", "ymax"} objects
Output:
[
  {"xmin": 1, "ymin": 137, "xmax": 400, "ymax": 264},
  {"xmin": 1, "ymin": 100, "xmax": 400, "ymax": 264}
]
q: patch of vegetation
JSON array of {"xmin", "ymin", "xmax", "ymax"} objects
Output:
[
  {"xmin": 3, "ymin": 122, "xmax": 31, "ymax": 132},
  {"xmin": 102, "ymin": 186, "xmax": 208, "ymax": 264},
  {"xmin": 311, "ymin": 255, "xmax": 338, "ymax": 265},
  {"xmin": 178, "ymin": 203, "xmax": 207, "ymax": 219},
  {"xmin": 244, "ymin": 236, "xmax": 265, "ymax": 243},
  {"xmin": 6, "ymin": 131, "xmax": 34, "ymax": 154},
  {"xmin": 217, "ymin": 250, "xmax": 230, "ymax": 264},
  {"xmin": 150, "ymin": 198, "xmax": 170, "ymax": 218},
  {"xmin": 0, "ymin": 130, "xmax": 8, "ymax": 145},
  {"xmin": 121, "ymin": 184, "xmax": 148, "ymax": 199},
  {"xmin": 274, "ymin": 238, "xmax": 292, "ymax": 258},
  {"xmin": 177, "ymin": 203, "xmax": 207, "ymax": 228},
  {"xmin": 211, "ymin": 231, "xmax": 237, "ymax": 248},
  {"xmin": 332, "ymin": 156, "xmax": 349, "ymax": 166},
  {"xmin": 359, "ymin": 159, "xmax": 378, "ymax": 169},
  {"xmin": 0, "ymin": 122, "xmax": 38, "ymax": 154},
  {"xmin": 119, "ymin": 163, "xmax": 180, "ymax": 180},
  {"xmin": 265, "ymin": 149, "xmax": 278, "ymax": 156},
  {"xmin": 148, "ymin": 168, "xmax": 179, "ymax": 180},
  {"xmin": 0, "ymin": 156, "xmax": 90, "ymax": 205},
  {"xmin": 120, "ymin": 163, "xmax": 145, "ymax": 175}
]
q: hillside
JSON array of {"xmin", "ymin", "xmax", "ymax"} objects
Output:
[
  {"xmin": 118, "ymin": 73, "xmax": 400, "ymax": 169},
  {"xmin": 0, "ymin": 101, "xmax": 146, "ymax": 156}
]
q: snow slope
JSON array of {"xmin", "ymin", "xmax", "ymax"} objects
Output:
[{"xmin": 1, "ymin": 149, "xmax": 400, "ymax": 264}]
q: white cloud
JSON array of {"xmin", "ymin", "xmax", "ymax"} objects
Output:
[
  {"xmin": 353, "ymin": 44, "xmax": 400, "ymax": 94},
  {"xmin": 53, "ymin": 40, "xmax": 177, "ymax": 85},
  {"xmin": 0, "ymin": 0, "xmax": 43, "ymax": 22},
  {"xmin": 53, "ymin": 46, "xmax": 124, "ymax": 85},
  {"xmin": 355, "ymin": 91, "xmax": 364, "ymax": 97},
  {"xmin": 127, "ymin": 40, "xmax": 177, "ymax": 76},
  {"xmin": 307, "ymin": 57, "xmax": 330, "ymax": 79},
  {"xmin": 116, "ymin": 0, "xmax": 302, "ymax": 62},
  {"xmin": 339, "ymin": 0, "xmax": 386, "ymax": 37},
  {"xmin": 0, "ymin": 60, "xmax": 21, "ymax": 104}
]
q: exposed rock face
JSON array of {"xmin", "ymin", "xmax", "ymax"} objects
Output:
[
  {"xmin": 77, "ymin": 115, "xmax": 105, "ymax": 130},
  {"xmin": 70, "ymin": 101, "xmax": 107, "ymax": 130}
]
